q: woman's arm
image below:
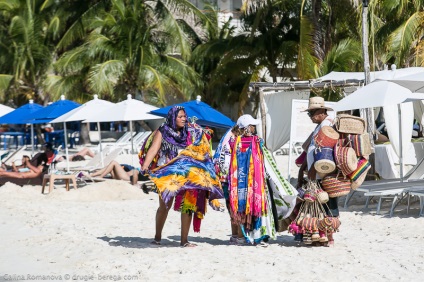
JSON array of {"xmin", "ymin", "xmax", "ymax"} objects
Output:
[
  {"xmin": 141, "ymin": 131, "xmax": 162, "ymax": 172},
  {"xmin": 24, "ymin": 159, "xmax": 43, "ymax": 174}
]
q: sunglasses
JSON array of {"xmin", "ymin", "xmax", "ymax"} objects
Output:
[{"xmin": 307, "ymin": 110, "xmax": 319, "ymax": 117}]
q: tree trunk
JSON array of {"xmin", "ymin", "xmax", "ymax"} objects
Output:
[
  {"xmin": 80, "ymin": 123, "xmax": 91, "ymax": 145},
  {"xmin": 361, "ymin": 1, "xmax": 376, "ymax": 178}
]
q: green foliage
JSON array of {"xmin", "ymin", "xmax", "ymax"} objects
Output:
[{"xmin": 0, "ymin": 0, "xmax": 423, "ymax": 110}]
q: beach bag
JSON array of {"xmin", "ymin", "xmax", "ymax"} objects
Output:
[
  {"xmin": 314, "ymin": 126, "xmax": 339, "ymax": 148},
  {"xmin": 321, "ymin": 174, "xmax": 351, "ymax": 198},
  {"xmin": 318, "ymin": 217, "xmax": 341, "ymax": 232},
  {"xmin": 316, "ymin": 188, "xmax": 329, "ymax": 204},
  {"xmin": 335, "ymin": 114, "xmax": 366, "ymax": 134},
  {"xmin": 348, "ymin": 158, "xmax": 372, "ymax": 190},
  {"xmin": 313, "ymin": 147, "xmax": 336, "ymax": 174},
  {"xmin": 334, "ymin": 145, "xmax": 358, "ymax": 176},
  {"xmin": 349, "ymin": 133, "xmax": 372, "ymax": 157},
  {"xmin": 300, "ymin": 216, "xmax": 318, "ymax": 231}
]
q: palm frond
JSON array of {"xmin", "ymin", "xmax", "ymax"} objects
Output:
[
  {"xmin": 297, "ymin": 15, "xmax": 318, "ymax": 79},
  {"xmin": 387, "ymin": 11, "xmax": 424, "ymax": 65},
  {"xmin": 87, "ymin": 60, "xmax": 125, "ymax": 95},
  {"xmin": 320, "ymin": 39, "xmax": 362, "ymax": 75},
  {"xmin": 0, "ymin": 74, "xmax": 13, "ymax": 94}
]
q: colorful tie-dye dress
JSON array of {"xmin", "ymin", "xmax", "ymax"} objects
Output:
[{"xmin": 148, "ymin": 123, "xmax": 224, "ymax": 232}]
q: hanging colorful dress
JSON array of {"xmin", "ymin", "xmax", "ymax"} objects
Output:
[
  {"xmin": 146, "ymin": 123, "xmax": 223, "ymax": 232},
  {"xmin": 229, "ymin": 135, "xmax": 276, "ymax": 244}
]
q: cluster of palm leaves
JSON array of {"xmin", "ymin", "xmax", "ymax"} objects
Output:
[{"xmin": 0, "ymin": 0, "xmax": 423, "ymax": 109}]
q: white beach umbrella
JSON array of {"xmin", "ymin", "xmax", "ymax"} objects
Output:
[
  {"xmin": 0, "ymin": 104, "xmax": 14, "ymax": 117},
  {"xmin": 85, "ymin": 94, "xmax": 162, "ymax": 158},
  {"xmin": 51, "ymin": 95, "xmax": 115, "ymax": 171}
]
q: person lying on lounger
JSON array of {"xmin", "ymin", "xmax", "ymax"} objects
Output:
[
  {"xmin": 55, "ymin": 147, "xmax": 96, "ymax": 162},
  {"xmin": 0, "ymin": 154, "xmax": 47, "ymax": 179},
  {"xmin": 1, "ymin": 155, "xmax": 31, "ymax": 172},
  {"xmin": 85, "ymin": 160, "xmax": 149, "ymax": 185}
]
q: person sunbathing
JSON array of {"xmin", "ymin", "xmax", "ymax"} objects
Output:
[
  {"xmin": 0, "ymin": 156, "xmax": 46, "ymax": 179},
  {"xmin": 85, "ymin": 160, "xmax": 148, "ymax": 184},
  {"xmin": 55, "ymin": 147, "xmax": 96, "ymax": 162},
  {"xmin": 1, "ymin": 155, "xmax": 31, "ymax": 172}
]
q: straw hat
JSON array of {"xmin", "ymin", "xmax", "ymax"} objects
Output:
[{"xmin": 303, "ymin": 97, "xmax": 333, "ymax": 112}]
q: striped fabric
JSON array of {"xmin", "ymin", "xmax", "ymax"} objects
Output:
[{"xmin": 348, "ymin": 158, "xmax": 370, "ymax": 181}]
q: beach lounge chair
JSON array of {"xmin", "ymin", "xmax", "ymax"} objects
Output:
[
  {"xmin": 99, "ymin": 132, "xmax": 136, "ymax": 150},
  {"xmin": 1, "ymin": 145, "xmax": 27, "ymax": 164},
  {"xmin": 344, "ymin": 156, "xmax": 424, "ymax": 208},
  {"xmin": 363, "ymin": 185, "xmax": 424, "ymax": 217},
  {"xmin": 409, "ymin": 190, "xmax": 424, "ymax": 217},
  {"xmin": 69, "ymin": 147, "xmax": 124, "ymax": 172},
  {"xmin": 122, "ymin": 131, "xmax": 151, "ymax": 153}
]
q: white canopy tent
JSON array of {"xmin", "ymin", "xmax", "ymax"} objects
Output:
[
  {"xmin": 256, "ymin": 90, "xmax": 310, "ymax": 152},
  {"xmin": 333, "ymin": 80, "xmax": 424, "ymax": 181}
]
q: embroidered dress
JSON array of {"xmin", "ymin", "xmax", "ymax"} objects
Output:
[
  {"xmin": 149, "ymin": 123, "xmax": 224, "ymax": 232},
  {"xmin": 229, "ymin": 135, "xmax": 276, "ymax": 244}
]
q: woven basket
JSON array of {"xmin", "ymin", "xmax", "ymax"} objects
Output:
[
  {"xmin": 335, "ymin": 114, "xmax": 366, "ymax": 134},
  {"xmin": 321, "ymin": 174, "xmax": 351, "ymax": 198},
  {"xmin": 349, "ymin": 133, "xmax": 372, "ymax": 157},
  {"xmin": 318, "ymin": 217, "xmax": 341, "ymax": 231},
  {"xmin": 314, "ymin": 126, "xmax": 340, "ymax": 148},
  {"xmin": 314, "ymin": 147, "xmax": 336, "ymax": 174},
  {"xmin": 301, "ymin": 217, "xmax": 318, "ymax": 231},
  {"xmin": 304, "ymin": 190, "xmax": 316, "ymax": 202},
  {"xmin": 316, "ymin": 189, "xmax": 329, "ymax": 204},
  {"xmin": 334, "ymin": 145, "xmax": 358, "ymax": 176}
]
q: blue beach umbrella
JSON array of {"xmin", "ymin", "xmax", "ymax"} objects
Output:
[
  {"xmin": 0, "ymin": 100, "xmax": 44, "ymax": 154},
  {"xmin": 22, "ymin": 95, "xmax": 80, "ymax": 171},
  {"xmin": 150, "ymin": 96, "xmax": 234, "ymax": 129},
  {"xmin": 25, "ymin": 95, "xmax": 80, "ymax": 124}
]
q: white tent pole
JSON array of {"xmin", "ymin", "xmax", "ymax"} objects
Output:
[
  {"xmin": 398, "ymin": 104, "xmax": 404, "ymax": 182},
  {"xmin": 97, "ymin": 122, "xmax": 104, "ymax": 167},
  {"xmin": 288, "ymin": 141, "xmax": 293, "ymax": 180},
  {"xmin": 63, "ymin": 122, "xmax": 70, "ymax": 173},
  {"xmin": 30, "ymin": 124, "xmax": 35, "ymax": 156}
]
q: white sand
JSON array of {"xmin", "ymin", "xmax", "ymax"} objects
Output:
[{"xmin": 0, "ymin": 154, "xmax": 423, "ymax": 281}]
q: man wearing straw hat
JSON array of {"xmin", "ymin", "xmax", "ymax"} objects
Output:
[{"xmin": 297, "ymin": 97, "xmax": 338, "ymax": 246}]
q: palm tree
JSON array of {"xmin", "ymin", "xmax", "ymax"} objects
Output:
[
  {"xmin": 0, "ymin": 0, "xmax": 104, "ymax": 104},
  {"xmin": 362, "ymin": 0, "xmax": 424, "ymax": 69},
  {"xmin": 47, "ymin": 0, "xmax": 213, "ymax": 105}
]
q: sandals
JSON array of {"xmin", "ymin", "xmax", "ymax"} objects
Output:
[
  {"xmin": 150, "ymin": 240, "xmax": 161, "ymax": 246},
  {"xmin": 181, "ymin": 242, "xmax": 197, "ymax": 248}
]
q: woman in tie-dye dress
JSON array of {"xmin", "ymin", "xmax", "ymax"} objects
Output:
[{"xmin": 139, "ymin": 106, "xmax": 223, "ymax": 247}]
